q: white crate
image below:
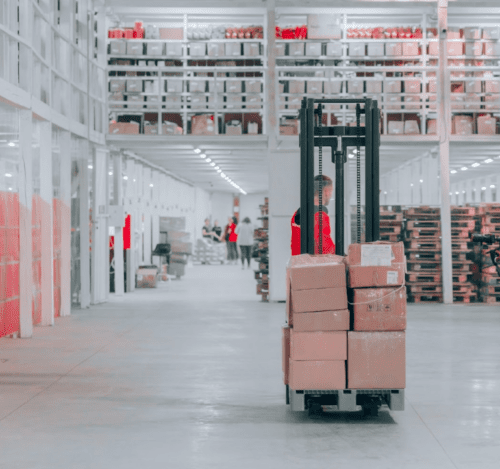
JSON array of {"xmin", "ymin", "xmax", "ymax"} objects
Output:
[
  {"xmin": 324, "ymin": 80, "xmax": 342, "ymax": 94},
  {"xmin": 166, "ymin": 43, "xmax": 182, "ymax": 56},
  {"xmin": 245, "ymin": 96, "xmax": 262, "ymax": 109},
  {"xmin": 226, "ymin": 80, "xmax": 242, "ymax": 93},
  {"xmin": 367, "ymin": 43, "xmax": 384, "ymax": 57},
  {"xmin": 245, "ymin": 80, "xmax": 262, "ymax": 93},
  {"xmin": 307, "ymin": 80, "xmax": 323, "ymax": 94},
  {"xmin": 465, "ymin": 42, "xmax": 483, "ymax": 56},
  {"xmin": 225, "ymin": 42, "xmax": 241, "ymax": 56},
  {"xmin": 110, "ymin": 41, "xmax": 126, "ymax": 55},
  {"xmin": 189, "ymin": 80, "xmax": 206, "ymax": 93},
  {"xmin": 289, "ymin": 43, "xmax": 305, "ymax": 56},
  {"xmin": 126, "ymin": 42, "xmax": 143, "ymax": 56},
  {"xmin": 349, "ymin": 43, "xmax": 366, "ymax": 57},
  {"xmin": 146, "ymin": 42, "xmax": 163, "ymax": 56},
  {"xmin": 190, "ymin": 43, "xmax": 206, "ymax": 57},
  {"xmin": 165, "ymin": 79, "xmax": 183, "ymax": 93},
  {"xmin": 208, "ymin": 80, "xmax": 224, "ymax": 93},
  {"xmin": 326, "ymin": 43, "xmax": 342, "ymax": 57},
  {"xmin": 348, "ymin": 80, "xmax": 364, "ymax": 94},
  {"xmin": 207, "ymin": 43, "xmax": 225, "ymax": 57},
  {"xmin": 305, "ymin": 43, "xmax": 322, "ymax": 56},
  {"xmin": 244, "ymin": 43, "xmax": 261, "ymax": 56},
  {"xmin": 386, "ymin": 43, "xmax": 402, "ymax": 56},
  {"xmin": 366, "ymin": 80, "xmax": 382, "ymax": 93},
  {"xmin": 126, "ymin": 79, "xmax": 142, "ymax": 93}
]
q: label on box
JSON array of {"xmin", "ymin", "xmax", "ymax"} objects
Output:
[
  {"xmin": 137, "ymin": 275, "xmax": 143, "ymax": 280},
  {"xmin": 361, "ymin": 245, "xmax": 393, "ymax": 266},
  {"xmin": 387, "ymin": 271, "xmax": 399, "ymax": 284}
]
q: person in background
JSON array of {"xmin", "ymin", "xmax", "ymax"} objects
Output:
[
  {"xmin": 202, "ymin": 218, "xmax": 213, "ymax": 239},
  {"xmin": 224, "ymin": 216, "xmax": 233, "ymax": 263},
  {"xmin": 227, "ymin": 216, "xmax": 239, "ymax": 264},
  {"xmin": 235, "ymin": 217, "xmax": 254, "ymax": 269},
  {"xmin": 291, "ymin": 175, "xmax": 336, "ymax": 256},
  {"xmin": 212, "ymin": 220, "xmax": 222, "ymax": 243}
]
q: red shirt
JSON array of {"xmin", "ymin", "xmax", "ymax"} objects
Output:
[
  {"xmin": 291, "ymin": 206, "xmax": 335, "ymax": 256},
  {"xmin": 228, "ymin": 223, "xmax": 238, "ymax": 242}
]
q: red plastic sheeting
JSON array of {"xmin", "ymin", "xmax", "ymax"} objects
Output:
[
  {"xmin": 0, "ymin": 191, "xmax": 20, "ymax": 338},
  {"xmin": 123, "ymin": 214, "xmax": 131, "ymax": 250}
]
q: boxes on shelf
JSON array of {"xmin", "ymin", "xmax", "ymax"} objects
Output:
[
  {"xmin": 483, "ymin": 27, "xmax": 500, "ymax": 39},
  {"xmin": 109, "ymin": 122, "xmax": 140, "ymax": 135},
  {"xmin": 190, "ymin": 95, "xmax": 206, "ymax": 109},
  {"xmin": 484, "ymin": 41, "xmax": 500, "ymax": 57},
  {"xmin": 109, "ymin": 92, "xmax": 124, "ymax": 108},
  {"xmin": 386, "ymin": 43, "xmax": 402, "ymax": 56},
  {"xmin": 388, "ymin": 121, "xmax": 404, "ymax": 134},
  {"xmin": 367, "ymin": 43, "xmax": 384, "ymax": 56},
  {"xmin": 190, "ymin": 43, "xmax": 206, "ymax": 57},
  {"xmin": 452, "ymin": 115, "xmax": 474, "ymax": 135},
  {"xmin": 386, "ymin": 80, "xmax": 402, "ymax": 93},
  {"xmin": 279, "ymin": 118, "xmax": 298, "ymax": 135},
  {"xmin": 225, "ymin": 42, "xmax": 241, "ymax": 56},
  {"xmin": 465, "ymin": 42, "xmax": 483, "ymax": 56},
  {"xmin": 146, "ymin": 42, "xmax": 163, "ymax": 56},
  {"xmin": 165, "ymin": 79, "xmax": 183, "ymax": 93},
  {"xmin": 326, "ymin": 42, "xmax": 342, "ymax": 57},
  {"xmin": 226, "ymin": 121, "xmax": 242, "ymax": 135},
  {"xmin": 427, "ymin": 119, "xmax": 437, "ymax": 134},
  {"xmin": 465, "ymin": 78, "xmax": 482, "ymax": 93},
  {"xmin": 207, "ymin": 43, "xmax": 225, "ymax": 57},
  {"xmin": 163, "ymin": 121, "xmax": 183, "ymax": 135},
  {"xmin": 275, "ymin": 43, "xmax": 286, "ymax": 56},
  {"xmin": 109, "ymin": 41, "xmax": 126, "ymax": 55},
  {"xmin": 243, "ymin": 43, "xmax": 261, "ymax": 56},
  {"xmin": 484, "ymin": 76, "xmax": 500, "ymax": 93},
  {"xmin": 191, "ymin": 114, "xmax": 216, "ymax": 135},
  {"xmin": 307, "ymin": 79, "xmax": 323, "ymax": 94},
  {"xmin": 144, "ymin": 80, "xmax": 158, "ymax": 94},
  {"xmin": 136, "ymin": 266, "xmax": 158, "ymax": 288},
  {"xmin": 109, "ymin": 79, "xmax": 125, "ymax": 93},
  {"xmin": 166, "ymin": 43, "xmax": 182, "ymax": 56},
  {"xmin": 477, "ymin": 115, "xmax": 497, "ymax": 135},
  {"xmin": 386, "ymin": 95, "xmax": 402, "ymax": 110},
  {"xmin": 164, "ymin": 95, "xmax": 182, "ymax": 109},
  {"xmin": 245, "ymin": 95, "xmax": 262, "ymax": 109},
  {"xmin": 126, "ymin": 42, "xmax": 143, "ymax": 56},
  {"xmin": 464, "ymin": 93, "xmax": 481, "ymax": 110},
  {"xmin": 349, "ymin": 43, "xmax": 365, "ymax": 57},
  {"xmin": 366, "ymin": 80, "xmax": 382, "ymax": 93},
  {"xmin": 226, "ymin": 80, "xmax": 242, "ymax": 93},
  {"xmin": 125, "ymin": 79, "xmax": 142, "ymax": 93},
  {"xmin": 159, "ymin": 28, "xmax": 183, "ymax": 40},
  {"xmin": 402, "ymin": 42, "xmax": 419, "ymax": 56},
  {"xmin": 305, "ymin": 42, "xmax": 322, "ymax": 56},
  {"xmin": 248, "ymin": 122, "xmax": 259, "ymax": 134},
  {"xmin": 404, "ymin": 95, "xmax": 420, "ymax": 110},
  {"xmin": 208, "ymin": 79, "xmax": 224, "ymax": 93},
  {"xmin": 348, "ymin": 80, "xmax": 364, "ymax": 94},
  {"xmin": 447, "ymin": 41, "xmax": 464, "ymax": 56},
  {"xmin": 289, "ymin": 79, "xmax": 305, "ymax": 94},
  {"xmin": 404, "ymin": 120, "xmax": 420, "ymax": 134},
  {"xmin": 485, "ymin": 94, "xmax": 500, "ymax": 110},
  {"xmin": 463, "ymin": 28, "xmax": 482, "ymax": 39},
  {"xmin": 288, "ymin": 42, "xmax": 305, "ymax": 56},
  {"xmin": 324, "ymin": 80, "xmax": 342, "ymax": 95},
  {"xmin": 126, "ymin": 94, "xmax": 143, "ymax": 110},
  {"xmin": 307, "ymin": 14, "xmax": 342, "ymax": 39},
  {"xmin": 225, "ymin": 95, "xmax": 242, "ymax": 109},
  {"xmin": 405, "ymin": 79, "xmax": 421, "ymax": 93},
  {"xmin": 245, "ymin": 80, "xmax": 262, "ymax": 93},
  {"xmin": 189, "ymin": 80, "xmax": 206, "ymax": 93}
]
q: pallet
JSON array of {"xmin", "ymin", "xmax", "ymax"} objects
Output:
[
  {"xmin": 379, "ymin": 225, "xmax": 402, "ymax": 234},
  {"xmin": 406, "ymin": 229, "xmax": 441, "ymax": 238},
  {"xmin": 406, "ymin": 220, "xmax": 441, "ymax": 230},
  {"xmin": 408, "ymin": 284, "xmax": 442, "ymax": 293},
  {"xmin": 380, "ymin": 234, "xmax": 401, "ymax": 242},
  {"xmin": 481, "ymin": 274, "xmax": 500, "ymax": 285},
  {"xmin": 484, "ymin": 295, "xmax": 500, "ymax": 304},
  {"xmin": 407, "ymin": 272, "xmax": 442, "ymax": 283},
  {"xmin": 451, "ymin": 220, "xmax": 477, "ymax": 230},
  {"xmin": 453, "ymin": 294, "xmax": 477, "ymax": 303},
  {"xmin": 408, "ymin": 293, "xmax": 443, "ymax": 303},
  {"xmin": 407, "ymin": 260, "xmax": 441, "ymax": 271},
  {"xmin": 380, "ymin": 211, "xmax": 403, "ymax": 221},
  {"xmin": 407, "ymin": 251, "xmax": 441, "ymax": 261},
  {"xmin": 404, "ymin": 207, "xmax": 440, "ymax": 217},
  {"xmin": 481, "ymin": 224, "xmax": 500, "ymax": 234},
  {"xmin": 453, "ymin": 283, "xmax": 477, "ymax": 294},
  {"xmin": 451, "ymin": 240, "xmax": 470, "ymax": 251},
  {"xmin": 451, "ymin": 207, "xmax": 477, "ymax": 216},
  {"xmin": 480, "ymin": 215, "xmax": 500, "ymax": 225},
  {"xmin": 406, "ymin": 239, "xmax": 441, "ymax": 250},
  {"xmin": 452, "ymin": 261, "xmax": 473, "ymax": 272},
  {"xmin": 478, "ymin": 203, "xmax": 500, "ymax": 215},
  {"xmin": 480, "ymin": 285, "xmax": 500, "ymax": 295},
  {"xmin": 451, "ymin": 228, "xmax": 472, "ymax": 238},
  {"xmin": 451, "ymin": 252, "xmax": 470, "ymax": 262}
]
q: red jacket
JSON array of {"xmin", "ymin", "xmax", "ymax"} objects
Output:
[
  {"xmin": 228, "ymin": 223, "xmax": 238, "ymax": 242},
  {"xmin": 291, "ymin": 206, "xmax": 335, "ymax": 256}
]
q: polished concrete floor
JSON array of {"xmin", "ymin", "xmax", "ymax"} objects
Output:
[{"xmin": 0, "ymin": 261, "xmax": 499, "ymax": 469}]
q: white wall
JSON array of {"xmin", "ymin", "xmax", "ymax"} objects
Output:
[
  {"xmin": 239, "ymin": 192, "xmax": 269, "ymax": 227},
  {"xmin": 210, "ymin": 191, "xmax": 233, "ymax": 228}
]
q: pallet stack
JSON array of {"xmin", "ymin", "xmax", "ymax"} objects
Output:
[
  {"xmin": 255, "ymin": 197, "xmax": 269, "ymax": 302},
  {"xmin": 450, "ymin": 206, "xmax": 479, "ymax": 303},
  {"xmin": 478, "ymin": 203, "xmax": 500, "ymax": 304},
  {"xmin": 404, "ymin": 206, "xmax": 443, "ymax": 303},
  {"xmin": 379, "ymin": 205, "xmax": 404, "ymax": 242}
]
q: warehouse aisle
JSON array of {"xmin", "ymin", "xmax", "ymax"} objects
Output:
[{"xmin": 0, "ymin": 263, "xmax": 499, "ymax": 469}]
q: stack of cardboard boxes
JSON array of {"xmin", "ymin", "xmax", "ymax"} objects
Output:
[{"xmin": 283, "ymin": 242, "xmax": 406, "ymax": 394}]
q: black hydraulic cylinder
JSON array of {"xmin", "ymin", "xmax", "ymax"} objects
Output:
[
  {"xmin": 365, "ymin": 99, "xmax": 373, "ymax": 242},
  {"xmin": 335, "ymin": 149, "xmax": 345, "ymax": 256},
  {"xmin": 372, "ymin": 104, "xmax": 380, "ymax": 241}
]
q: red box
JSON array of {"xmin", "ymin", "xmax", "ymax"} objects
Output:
[
  {"xmin": 348, "ymin": 331, "xmax": 406, "ymax": 389},
  {"xmin": 1, "ymin": 299, "xmax": 20, "ymax": 336},
  {"xmin": 293, "ymin": 310, "xmax": 350, "ymax": 332},
  {"xmin": 288, "ymin": 254, "xmax": 346, "ymax": 291},
  {"xmin": 5, "ymin": 263, "xmax": 19, "ymax": 298},
  {"xmin": 291, "ymin": 287, "xmax": 348, "ymax": 313},
  {"xmin": 290, "ymin": 330, "xmax": 347, "ymax": 361},
  {"xmin": 282, "ymin": 326, "xmax": 290, "ymax": 385},
  {"xmin": 347, "ymin": 242, "xmax": 406, "ymax": 288},
  {"xmin": 289, "ymin": 360, "xmax": 346, "ymax": 390},
  {"xmin": 108, "ymin": 122, "xmax": 139, "ymax": 135},
  {"xmin": 351, "ymin": 287, "xmax": 406, "ymax": 331},
  {"xmin": 477, "ymin": 115, "xmax": 497, "ymax": 135}
]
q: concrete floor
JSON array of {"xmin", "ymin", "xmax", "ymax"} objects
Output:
[{"xmin": 0, "ymin": 261, "xmax": 499, "ymax": 469}]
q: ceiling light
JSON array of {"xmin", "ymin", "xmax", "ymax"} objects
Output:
[
  {"xmin": 490, "ymin": 184, "xmax": 496, "ymax": 188},
  {"xmin": 348, "ymin": 154, "xmax": 354, "ymax": 159},
  {"xmin": 210, "ymin": 162, "xmax": 215, "ymax": 166},
  {"xmin": 220, "ymin": 173, "xmax": 225, "ymax": 178},
  {"xmin": 123, "ymin": 176, "xmax": 128, "ymax": 180},
  {"xmin": 206, "ymin": 158, "xmax": 211, "ymax": 162},
  {"xmin": 215, "ymin": 166, "xmax": 219, "ymax": 170},
  {"xmin": 194, "ymin": 148, "xmax": 201, "ymax": 154},
  {"xmin": 461, "ymin": 167, "xmax": 468, "ymax": 171},
  {"xmin": 455, "ymin": 191, "xmax": 459, "ymax": 195},
  {"xmin": 7, "ymin": 142, "xmax": 15, "ymax": 147},
  {"xmin": 217, "ymin": 169, "xmax": 222, "ymax": 173},
  {"xmin": 149, "ymin": 183, "xmax": 154, "ymax": 187},
  {"xmin": 5, "ymin": 173, "xmax": 12, "ymax": 178},
  {"xmin": 109, "ymin": 171, "xmax": 113, "ymax": 175},
  {"xmin": 471, "ymin": 162, "xmax": 480, "ymax": 168},
  {"xmin": 463, "ymin": 191, "xmax": 466, "ymax": 193},
  {"xmin": 410, "ymin": 183, "xmax": 413, "ymax": 187},
  {"xmin": 133, "ymin": 179, "xmax": 136, "ymax": 182},
  {"xmin": 485, "ymin": 158, "xmax": 493, "ymax": 163},
  {"xmin": 420, "ymin": 179, "xmax": 423, "ymax": 183},
  {"xmin": 482, "ymin": 187, "xmax": 486, "ymax": 190},
  {"xmin": 449, "ymin": 192, "xmax": 452, "ymax": 195},
  {"xmin": 88, "ymin": 165, "xmax": 93, "ymax": 169},
  {"xmin": 200, "ymin": 154, "xmax": 206, "ymax": 158},
  {"xmin": 8, "ymin": 187, "xmax": 12, "ymax": 191},
  {"xmin": 451, "ymin": 170, "xmax": 457, "ymax": 174}
]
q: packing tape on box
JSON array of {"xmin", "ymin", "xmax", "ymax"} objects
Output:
[{"xmin": 347, "ymin": 284, "xmax": 406, "ymax": 305}]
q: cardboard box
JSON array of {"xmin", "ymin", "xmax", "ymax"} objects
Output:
[
  {"xmin": 126, "ymin": 94, "xmax": 143, "ymax": 110},
  {"xmin": 136, "ymin": 268, "xmax": 158, "ymax": 288},
  {"xmin": 349, "ymin": 43, "xmax": 365, "ymax": 57},
  {"xmin": 427, "ymin": 119, "xmax": 437, "ymax": 134},
  {"xmin": 485, "ymin": 79, "xmax": 500, "ymax": 93},
  {"xmin": 126, "ymin": 79, "xmax": 142, "ymax": 93},
  {"xmin": 248, "ymin": 122, "xmax": 259, "ymax": 134},
  {"xmin": 367, "ymin": 43, "xmax": 384, "ymax": 57},
  {"xmin": 307, "ymin": 14, "xmax": 342, "ymax": 39},
  {"xmin": 483, "ymin": 27, "xmax": 500, "ymax": 39},
  {"xmin": 451, "ymin": 93, "xmax": 465, "ymax": 110},
  {"xmin": 245, "ymin": 95, "xmax": 262, "ymax": 109},
  {"xmin": 447, "ymin": 41, "xmax": 464, "ymax": 56},
  {"xmin": 166, "ymin": 43, "xmax": 182, "ymax": 56},
  {"xmin": 386, "ymin": 43, "xmax": 402, "ymax": 56},
  {"xmin": 282, "ymin": 326, "xmax": 290, "ymax": 385},
  {"xmin": 305, "ymin": 42, "xmax": 322, "ymax": 56},
  {"xmin": 146, "ymin": 42, "xmax": 163, "ymax": 56},
  {"xmin": 326, "ymin": 43, "xmax": 342, "ymax": 57},
  {"xmin": 126, "ymin": 42, "xmax": 143, "ymax": 56},
  {"xmin": 465, "ymin": 42, "xmax": 483, "ymax": 56},
  {"xmin": 109, "ymin": 122, "xmax": 139, "ymax": 135},
  {"xmin": 485, "ymin": 93, "xmax": 500, "ymax": 110},
  {"xmin": 366, "ymin": 80, "xmax": 382, "ymax": 93},
  {"xmin": 189, "ymin": 80, "xmax": 206, "ymax": 93},
  {"xmin": 464, "ymin": 93, "xmax": 481, "ymax": 110},
  {"xmin": 207, "ymin": 43, "xmax": 224, "ymax": 57},
  {"xmin": 164, "ymin": 95, "xmax": 182, "ymax": 109},
  {"xmin": 290, "ymin": 330, "xmax": 347, "ymax": 361},
  {"xmin": 287, "ymin": 97, "xmax": 301, "ymax": 110},
  {"xmin": 386, "ymin": 80, "xmax": 402, "ymax": 93},
  {"xmin": 226, "ymin": 122, "xmax": 242, "ymax": 135},
  {"xmin": 208, "ymin": 80, "xmax": 224, "ymax": 93},
  {"xmin": 405, "ymin": 79, "xmax": 421, "ymax": 93},
  {"xmin": 163, "ymin": 121, "xmax": 183, "ymax": 135},
  {"xmin": 190, "ymin": 95, "xmax": 206, "ymax": 109},
  {"xmin": 348, "ymin": 80, "xmax": 364, "ymax": 94},
  {"xmin": 324, "ymin": 80, "xmax": 342, "ymax": 94},
  {"xmin": 347, "ymin": 242, "xmax": 406, "ymax": 288},
  {"xmin": 109, "ymin": 40, "xmax": 126, "ymax": 55},
  {"xmin": 190, "ymin": 43, "xmax": 206, "ymax": 57},
  {"xmin": 289, "ymin": 80, "xmax": 305, "ymax": 94},
  {"xmin": 463, "ymin": 28, "xmax": 482, "ymax": 39},
  {"xmin": 485, "ymin": 41, "xmax": 500, "ymax": 56},
  {"xmin": 108, "ymin": 92, "xmax": 124, "ymax": 108},
  {"xmin": 280, "ymin": 119, "xmax": 299, "ymax": 135},
  {"xmin": 109, "ymin": 79, "xmax": 125, "ymax": 92},
  {"xmin": 226, "ymin": 80, "xmax": 242, "ymax": 93},
  {"xmin": 225, "ymin": 95, "xmax": 242, "ymax": 109},
  {"xmin": 144, "ymin": 80, "xmax": 158, "ymax": 94},
  {"xmin": 245, "ymin": 80, "xmax": 261, "ymax": 93},
  {"xmin": 307, "ymin": 80, "xmax": 323, "ymax": 94},
  {"xmin": 289, "ymin": 42, "xmax": 305, "ymax": 56},
  {"xmin": 191, "ymin": 115, "xmax": 216, "ymax": 135},
  {"xmin": 351, "ymin": 287, "xmax": 406, "ymax": 331},
  {"xmin": 404, "ymin": 120, "xmax": 420, "ymax": 134},
  {"xmin": 165, "ymin": 79, "xmax": 183, "ymax": 93},
  {"xmin": 347, "ymin": 331, "xmax": 406, "ymax": 389},
  {"xmin": 402, "ymin": 42, "xmax": 419, "ymax": 56},
  {"xmin": 289, "ymin": 360, "xmax": 346, "ymax": 390},
  {"xmin": 244, "ymin": 42, "xmax": 260, "ymax": 57},
  {"xmin": 385, "ymin": 95, "xmax": 402, "ymax": 110},
  {"xmin": 291, "ymin": 287, "xmax": 348, "ymax": 313},
  {"xmin": 477, "ymin": 115, "xmax": 497, "ymax": 134},
  {"xmin": 293, "ymin": 310, "xmax": 350, "ymax": 332},
  {"xmin": 449, "ymin": 59, "xmax": 465, "ymax": 78},
  {"xmin": 452, "ymin": 115, "xmax": 473, "ymax": 135},
  {"xmin": 465, "ymin": 78, "xmax": 482, "ymax": 93},
  {"xmin": 404, "ymin": 95, "xmax": 420, "ymax": 110},
  {"xmin": 388, "ymin": 121, "xmax": 404, "ymax": 134},
  {"xmin": 447, "ymin": 28, "xmax": 462, "ymax": 39},
  {"xmin": 159, "ymin": 28, "xmax": 183, "ymax": 40},
  {"xmin": 288, "ymin": 253, "xmax": 346, "ymax": 290},
  {"xmin": 225, "ymin": 42, "xmax": 241, "ymax": 56}
]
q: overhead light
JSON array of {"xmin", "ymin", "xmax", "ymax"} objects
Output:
[
  {"xmin": 8, "ymin": 187, "xmax": 12, "ymax": 191},
  {"xmin": 461, "ymin": 167, "xmax": 468, "ymax": 171},
  {"xmin": 449, "ymin": 192, "xmax": 452, "ymax": 195},
  {"xmin": 194, "ymin": 148, "xmax": 201, "ymax": 154},
  {"xmin": 348, "ymin": 154, "xmax": 354, "ymax": 159},
  {"xmin": 215, "ymin": 166, "xmax": 219, "ymax": 170},
  {"xmin": 420, "ymin": 179, "xmax": 423, "ymax": 183},
  {"xmin": 463, "ymin": 191, "xmax": 466, "ymax": 193},
  {"xmin": 210, "ymin": 162, "xmax": 215, "ymax": 166},
  {"xmin": 206, "ymin": 158, "xmax": 211, "ymax": 162},
  {"xmin": 109, "ymin": 171, "xmax": 113, "ymax": 175},
  {"xmin": 88, "ymin": 165, "xmax": 93, "ymax": 169},
  {"xmin": 217, "ymin": 169, "xmax": 222, "ymax": 173},
  {"xmin": 485, "ymin": 158, "xmax": 493, "ymax": 163},
  {"xmin": 410, "ymin": 183, "xmax": 413, "ymax": 187},
  {"xmin": 451, "ymin": 170, "xmax": 457, "ymax": 174},
  {"xmin": 133, "ymin": 179, "xmax": 136, "ymax": 182},
  {"xmin": 482, "ymin": 187, "xmax": 487, "ymax": 190},
  {"xmin": 5, "ymin": 173, "xmax": 12, "ymax": 178},
  {"xmin": 149, "ymin": 183, "xmax": 154, "ymax": 187},
  {"xmin": 200, "ymin": 153, "xmax": 206, "ymax": 158},
  {"xmin": 384, "ymin": 191, "xmax": 387, "ymax": 195},
  {"xmin": 490, "ymin": 184, "xmax": 496, "ymax": 188},
  {"xmin": 123, "ymin": 176, "xmax": 128, "ymax": 180},
  {"xmin": 7, "ymin": 142, "xmax": 15, "ymax": 147},
  {"xmin": 220, "ymin": 173, "xmax": 225, "ymax": 178},
  {"xmin": 352, "ymin": 149, "xmax": 358, "ymax": 154},
  {"xmin": 455, "ymin": 191, "xmax": 459, "ymax": 195},
  {"xmin": 471, "ymin": 162, "xmax": 480, "ymax": 168}
]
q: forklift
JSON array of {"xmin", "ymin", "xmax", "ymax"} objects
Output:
[{"xmin": 286, "ymin": 97, "xmax": 405, "ymax": 417}]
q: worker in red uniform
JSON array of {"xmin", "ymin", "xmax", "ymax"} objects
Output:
[{"xmin": 291, "ymin": 175, "xmax": 336, "ymax": 256}]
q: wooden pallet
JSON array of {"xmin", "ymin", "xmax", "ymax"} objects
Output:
[
  {"xmin": 407, "ymin": 251, "xmax": 441, "ymax": 261},
  {"xmin": 478, "ymin": 203, "xmax": 500, "ymax": 215},
  {"xmin": 481, "ymin": 274, "xmax": 500, "ymax": 285},
  {"xmin": 481, "ymin": 224, "xmax": 500, "ymax": 234},
  {"xmin": 451, "ymin": 240, "xmax": 470, "ymax": 251},
  {"xmin": 481, "ymin": 285, "xmax": 500, "ymax": 295},
  {"xmin": 451, "ymin": 207, "xmax": 477, "ymax": 216},
  {"xmin": 480, "ymin": 215, "xmax": 500, "ymax": 225},
  {"xmin": 407, "ymin": 260, "xmax": 441, "ymax": 271},
  {"xmin": 408, "ymin": 284, "xmax": 442, "ymax": 293},
  {"xmin": 453, "ymin": 294, "xmax": 477, "ymax": 303},
  {"xmin": 380, "ymin": 211, "xmax": 403, "ymax": 221},
  {"xmin": 407, "ymin": 239, "xmax": 441, "ymax": 250},
  {"xmin": 451, "ymin": 220, "xmax": 477, "ymax": 230},
  {"xmin": 452, "ymin": 252, "xmax": 470, "ymax": 262},
  {"xmin": 484, "ymin": 295, "xmax": 500, "ymax": 304},
  {"xmin": 453, "ymin": 283, "xmax": 478, "ymax": 294},
  {"xmin": 407, "ymin": 272, "xmax": 442, "ymax": 283},
  {"xmin": 406, "ymin": 229, "xmax": 441, "ymax": 238},
  {"xmin": 452, "ymin": 261, "xmax": 473, "ymax": 272},
  {"xmin": 451, "ymin": 228, "xmax": 473, "ymax": 238},
  {"xmin": 380, "ymin": 234, "xmax": 401, "ymax": 242},
  {"xmin": 406, "ymin": 220, "xmax": 441, "ymax": 230},
  {"xmin": 380, "ymin": 225, "xmax": 402, "ymax": 234},
  {"xmin": 408, "ymin": 293, "xmax": 443, "ymax": 303},
  {"xmin": 405, "ymin": 207, "xmax": 440, "ymax": 217}
]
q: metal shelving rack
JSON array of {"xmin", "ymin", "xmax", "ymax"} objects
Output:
[{"xmin": 106, "ymin": 11, "xmax": 267, "ymax": 136}]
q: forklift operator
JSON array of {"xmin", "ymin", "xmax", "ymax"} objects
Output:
[{"xmin": 291, "ymin": 175, "xmax": 336, "ymax": 256}]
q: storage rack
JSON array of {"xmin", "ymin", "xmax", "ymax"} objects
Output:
[
  {"xmin": 254, "ymin": 197, "xmax": 269, "ymax": 302},
  {"xmin": 478, "ymin": 203, "xmax": 500, "ymax": 303},
  {"xmin": 106, "ymin": 12, "xmax": 267, "ymax": 136}
]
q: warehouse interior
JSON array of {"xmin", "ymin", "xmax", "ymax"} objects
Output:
[{"xmin": 0, "ymin": 0, "xmax": 499, "ymax": 467}]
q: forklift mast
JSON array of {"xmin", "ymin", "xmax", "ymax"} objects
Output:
[{"xmin": 299, "ymin": 98, "xmax": 381, "ymax": 256}]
